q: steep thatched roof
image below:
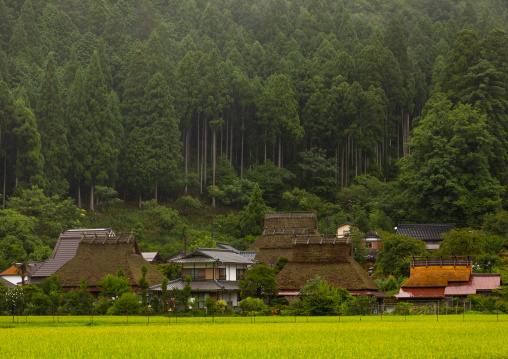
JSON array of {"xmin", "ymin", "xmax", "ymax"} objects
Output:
[
  {"xmin": 249, "ymin": 212, "xmax": 320, "ymax": 266},
  {"xmin": 276, "ymin": 241, "xmax": 379, "ymax": 291},
  {"xmin": 54, "ymin": 234, "xmax": 164, "ymax": 288}
]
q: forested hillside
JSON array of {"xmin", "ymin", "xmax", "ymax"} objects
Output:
[{"xmin": 2, "ymin": 0, "xmax": 508, "ymax": 267}]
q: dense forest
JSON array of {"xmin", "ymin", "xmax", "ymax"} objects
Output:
[{"xmin": 2, "ymin": 0, "xmax": 508, "ymax": 272}]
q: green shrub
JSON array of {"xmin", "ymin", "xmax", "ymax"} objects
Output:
[
  {"xmin": 393, "ymin": 302, "xmax": 413, "ymax": 315},
  {"xmin": 106, "ymin": 293, "xmax": 141, "ymax": 315},
  {"xmin": 239, "ymin": 297, "xmax": 267, "ymax": 314}
]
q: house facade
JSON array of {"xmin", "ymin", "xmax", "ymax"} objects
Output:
[{"xmin": 150, "ymin": 248, "xmax": 257, "ymax": 309}]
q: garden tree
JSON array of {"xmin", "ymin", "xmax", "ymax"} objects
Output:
[
  {"xmin": 157, "ymin": 264, "xmax": 181, "ymax": 280},
  {"xmin": 239, "ymin": 183, "xmax": 269, "ymax": 236},
  {"xmin": 39, "ymin": 274, "xmax": 63, "ymax": 296},
  {"xmin": 400, "ymin": 94, "xmax": 503, "ymax": 224},
  {"xmin": 12, "ymin": 97, "xmax": 44, "ymax": 189},
  {"xmin": 238, "ymin": 297, "xmax": 267, "ymax": 314},
  {"xmin": 376, "ymin": 232, "xmax": 427, "ymax": 277},
  {"xmin": 61, "ymin": 278, "xmax": 94, "ymax": 315},
  {"xmin": 84, "ymin": 51, "xmax": 119, "ymax": 210},
  {"xmin": 299, "ymin": 276, "xmax": 353, "ymax": 316},
  {"xmin": 244, "ymin": 160, "xmax": 294, "ymax": 207},
  {"xmin": 138, "ymin": 265, "xmax": 149, "ymax": 307},
  {"xmin": 440, "ymin": 228, "xmax": 486, "ymax": 256},
  {"xmin": 37, "ymin": 53, "xmax": 69, "ymax": 196},
  {"xmin": 106, "ymin": 292, "xmax": 141, "ymax": 315},
  {"xmin": 238, "ymin": 264, "xmax": 278, "ymax": 303},
  {"xmin": 99, "ymin": 273, "xmax": 132, "ymax": 298}
]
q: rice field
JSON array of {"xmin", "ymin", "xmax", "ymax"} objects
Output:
[{"xmin": 1, "ymin": 315, "xmax": 507, "ymax": 358}]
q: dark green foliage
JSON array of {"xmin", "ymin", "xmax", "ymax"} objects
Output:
[
  {"xmin": 239, "ymin": 183, "xmax": 269, "ymax": 236},
  {"xmin": 238, "ymin": 264, "xmax": 277, "ymax": 303},
  {"xmin": 376, "ymin": 232, "xmax": 427, "ymax": 277},
  {"xmin": 99, "ymin": 273, "xmax": 132, "ymax": 298},
  {"xmin": 106, "ymin": 292, "xmax": 140, "ymax": 315},
  {"xmin": 299, "ymin": 276, "xmax": 354, "ymax": 316}
]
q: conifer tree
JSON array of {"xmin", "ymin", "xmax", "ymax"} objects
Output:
[
  {"xmin": 66, "ymin": 66, "xmax": 88, "ymax": 208},
  {"xmin": 84, "ymin": 51, "xmax": 118, "ymax": 210},
  {"xmin": 37, "ymin": 53, "xmax": 70, "ymax": 196},
  {"xmin": 13, "ymin": 97, "xmax": 44, "ymax": 189}
]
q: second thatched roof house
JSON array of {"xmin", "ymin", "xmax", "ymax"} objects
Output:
[{"xmin": 276, "ymin": 237, "xmax": 387, "ymax": 301}]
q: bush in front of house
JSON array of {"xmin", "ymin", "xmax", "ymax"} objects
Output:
[
  {"xmin": 106, "ymin": 292, "xmax": 141, "ymax": 315},
  {"xmin": 239, "ymin": 297, "xmax": 267, "ymax": 315}
]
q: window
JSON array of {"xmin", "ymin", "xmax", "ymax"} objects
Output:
[
  {"xmin": 190, "ymin": 268, "xmax": 205, "ymax": 280},
  {"xmin": 218, "ymin": 268, "xmax": 226, "ymax": 280}
]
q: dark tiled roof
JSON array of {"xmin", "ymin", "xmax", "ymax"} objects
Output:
[
  {"xmin": 150, "ymin": 279, "xmax": 240, "ymax": 292},
  {"xmin": 239, "ymin": 251, "xmax": 258, "ymax": 261},
  {"xmin": 215, "ymin": 242, "xmax": 240, "ymax": 253},
  {"xmin": 170, "ymin": 248, "xmax": 257, "ymax": 265},
  {"xmin": 396, "ymin": 224, "xmax": 455, "ymax": 241},
  {"xmin": 29, "ymin": 228, "xmax": 115, "ymax": 282}
]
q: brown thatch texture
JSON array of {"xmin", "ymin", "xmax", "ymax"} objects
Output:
[
  {"xmin": 402, "ymin": 265, "xmax": 471, "ymax": 288},
  {"xmin": 55, "ymin": 242, "xmax": 165, "ymax": 288},
  {"xmin": 276, "ymin": 243, "xmax": 379, "ymax": 291},
  {"xmin": 249, "ymin": 213, "xmax": 321, "ymax": 266}
]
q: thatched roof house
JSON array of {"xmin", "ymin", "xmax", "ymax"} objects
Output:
[
  {"xmin": 394, "ymin": 256, "xmax": 500, "ymax": 304},
  {"xmin": 54, "ymin": 232, "xmax": 164, "ymax": 291},
  {"xmin": 29, "ymin": 228, "xmax": 116, "ymax": 284},
  {"xmin": 248, "ymin": 212, "xmax": 320, "ymax": 266},
  {"xmin": 276, "ymin": 238, "xmax": 385, "ymax": 300}
]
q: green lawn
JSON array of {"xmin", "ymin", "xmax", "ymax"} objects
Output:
[{"xmin": 1, "ymin": 315, "xmax": 507, "ymax": 358}]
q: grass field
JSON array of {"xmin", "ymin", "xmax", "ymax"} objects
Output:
[{"xmin": 1, "ymin": 315, "xmax": 507, "ymax": 358}]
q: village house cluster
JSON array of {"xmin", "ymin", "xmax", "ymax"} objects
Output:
[{"xmin": 0, "ymin": 213, "xmax": 501, "ymax": 312}]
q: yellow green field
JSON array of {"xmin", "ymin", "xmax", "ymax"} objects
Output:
[{"xmin": 1, "ymin": 315, "xmax": 507, "ymax": 358}]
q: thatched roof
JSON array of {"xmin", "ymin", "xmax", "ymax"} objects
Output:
[
  {"xmin": 402, "ymin": 265, "xmax": 472, "ymax": 288},
  {"xmin": 54, "ymin": 233, "xmax": 164, "ymax": 288},
  {"xmin": 249, "ymin": 212, "xmax": 320, "ymax": 266},
  {"xmin": 29, "ymin": 228, "xmax": 116, "ymax": 283},
  {"xmin": 276, "ymin": 242, "xmax": 379, "ymax": 291}
]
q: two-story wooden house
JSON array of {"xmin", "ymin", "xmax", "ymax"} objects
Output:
[{"xmin": 150, "ymin": 248, "xmax": 257, "ymax": 309}]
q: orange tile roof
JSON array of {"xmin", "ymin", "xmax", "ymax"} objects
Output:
[
  {"xmin": 0, "ymin": 266, "xmax": 22, "ymax": 276},
  {"xmin": 402, "ymin": 265, "xmax": 471, "ymax": 288}
]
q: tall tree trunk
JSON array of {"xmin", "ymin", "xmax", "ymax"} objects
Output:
[
  {"xmin": 212, "ymin": 129, "xmax": 216, "ymax": 207},
  {"xmin": 197, "ymin": 113, "xmax": 201, "ymax": 193},
  {"xmin": 264, "ymin": 128, "xmax": 267, "ymax": 161},
  {"xmin": 138, "ymin": 194, "xmax": 142, "ymax": 209},
  {"xmin": 230, "ymin": 119, "xmax": 233, "ymax": 163},
  {"xmin": 278, "ymin": 136, "xmax": 282, "ymax": 169},
  {"xmin": 184, "ymin": 128, "xmax": 190, "ymax": 195},
  {"xmin": 204, "ymin": 118, "xmax": 208, "ymax": 189},
  {"xmin": 241, "ymin": 120, "xmax": 244, "ymax": 178},
  {"xmin": 90, "ymin": 183, "xmax": 94, "ymax": 211},
  {"xmin": 225, "ymin": 116, "xmax": 228, "ymax": 160},
  {"xmin": 77, "ymin": 184, "xmax": 81, "ymax": 209},
  {"xmin": 154, "ymin": 182, "xmax": 158, "ymax": 206}
]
